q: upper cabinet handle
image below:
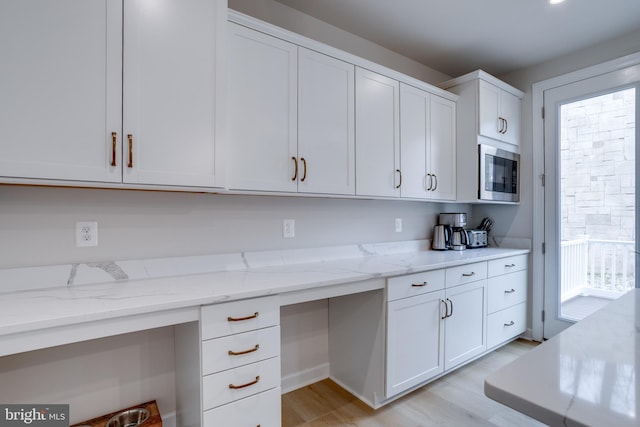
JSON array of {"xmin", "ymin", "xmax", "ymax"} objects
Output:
[
  {"xmin": 300, "ymin": 157, "xmax": 307, "ymax": 182},
  {"xmin": 111, "ymin": 132, "xmax": 117, "ymax": 167},
  {"xmin": 127, "ymin": 134, "xmax": 133, "ymax": 168},
  {"xmin": 291, "ymin": 156, "xmax": 298, "ymax": 181},
  {"xmin": 432, "ymin": 174, "xmax": 438, "ymax": 191},
  {"xmin": 504, "ymin": 118, "xmax": 508, "ymax": 134},
  {"xmin": 395, "ymin": 169, "xmax": 402, "ymax": 189}
]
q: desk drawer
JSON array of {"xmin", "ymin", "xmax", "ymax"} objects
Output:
[
  {"xmin": 203, "ymin": 356, "xmax": 280, "ymax": 411},
  {"xmin": 488, "ymin": 270, "xmax": 527, "ymax": 314},
  {"xmin": 445, "ymin": 262, "xmax": 487, "ymax": 288},
  {"xmin": 387, "ymin": 269, "xmax": 444, "ymax": 301},
  {"xmin": 487, "ymin": 302, "xmax": 526, "ymax": 349},
  {"xmin": 488, "ymin": 254, "xmax": 527, "ymax": 277},
  {"xmin": 203, "ymin": 387, "xmax": 281, "ymax": 427},
  {"xmin": 201, "ymin": 296, "xmax": 279, "ymax": 340},
  {"xmin": 202, "ymin": 326, "xmax": 280, "ymax": 375}
]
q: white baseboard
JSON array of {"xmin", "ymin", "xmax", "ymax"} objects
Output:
[{"xmin": 281, "ymin": 363, "xmax": 330, "ymax": 394}]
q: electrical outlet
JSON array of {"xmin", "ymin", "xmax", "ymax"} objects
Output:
[
  {"xmin": 283, "ymin": 219, "xmax": 295, "ymax": 238},
  {"xmin": 76, "ymin": 221, "xmax": 98, "ymax": 247},
  {"xmin": 395, "ymin": 218, "xmax": 402, "ymax": 233}
]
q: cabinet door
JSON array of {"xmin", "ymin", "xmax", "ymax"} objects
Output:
[
  {"xmin": 227, "ymin": 23, "xmax": 298, "ymax": 192},
  {"xmin": 298, "ymin": 48, "xmax": 355, "ymax": 195},
  {"xmin": 428, "ymin": 95, "xmax": 456, "ymax": 201},
  {"xmin": 123, "ymin": 0, "xmax": 220, "ymax": 187},
  {"xmin": 444, "ymin": 280, "xmax": 487, "ymax": 370},
  {"xmin": 0, "ymin": 0, "xmax": 122, "ymax": 183},
  {"xmin": 499, "ymin": 90, "xmax": 521, "ymax": 146},
  {"xmin": 478, "ymin": 80, "xmax": 502, "ymax": 142},
  {"xmin": 399, "ymin": 84, "xmax": 429, "ymax": 199},
  {"xmin": 386, "ymin": 290, "xmax": 445, "ymax": 397},
  {"xmin": 355, "ymin": 68, "xmax": 400, "ymax": 197}
]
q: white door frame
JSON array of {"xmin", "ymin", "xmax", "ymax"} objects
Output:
[{"xmin": 531, "ymin": 51, "xmax": 640, "ymax": 341}]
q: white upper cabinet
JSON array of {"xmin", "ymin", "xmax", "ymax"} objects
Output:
[
  {"xmin": 441, "ymin": 70, "xmax": 523, "ymax": 149},
  {"xmin": 0, "ymin": 0, "xmax": 122, "ymax": 183},
  {"xmin": 0, "ymin": 0, "xmax": 223, "ymax": 188},
  {"xmin": 298, "ymin": 48, "xmax": 355, "ymax": 195},
  {"xmin": 478, "ymin": 80, "xmax": 521, "ymax": 146},
  {"xmin": 227, "ymin": 23, "xmax": 298, "ymax": 192},
  {"xmin": 400, "ymin": 84, "xmax": 456, "ymax": 201},
  {"xmin": 123, "ymin": 0, "xmax": 221, "ymax": 187},
  {"xmin": 355, "ymin": 68, "xmax": 401, "ymax": 198}
]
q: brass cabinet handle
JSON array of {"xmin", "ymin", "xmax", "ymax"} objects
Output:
[
  {"xmin": 291, "ymin": 156, "xmax": 298, "ymax": 181},
  {"xmin": 395, "ymin": 169, "xmax": 402, "ymax": 189},
  {"xmin": 227, "ymin": 312, "xmax": 259, "ymax": 322},
  {"xmin": 111, "ymin": 132, "xmax": 117, "ymax": 167},
  {"xmin": 228, "ymin": 344, "xmax": 260, "ymax": 356},
  {"xmin": 504, "ymin": 288, "xmax": 516, "ymax": 294},
  {"xmin": 411, "ymin": 281, "xmax": 427, "ymax": 287},
  {"xmin": 300, "ymin": 157, "xmax": 307, "ymax": 182},
  {"xmin": 127, "ymin": 134, "xmax": 133, "ymax": 168},
  {"xmin": 462, "ymin": 272, "xmax": 476, "ymax": 277},
  {"xmin": 229, "ymin": 375, "xmax": 260, "ymax": 390},
  {"xmin": 504, "ymin": 320, "xmax": 515, "ymax": 327},
  {"xmin": 441, "ymin": 298, "xmax": 453, "ymax": 319},
  {"xmin": 440, "ymin": 299, "xmax": 448, "ymax": 319}
]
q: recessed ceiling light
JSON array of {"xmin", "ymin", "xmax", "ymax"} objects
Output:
[{"xmin": 549, "ymin": 0, "xmax": 565, "ymax": 4}]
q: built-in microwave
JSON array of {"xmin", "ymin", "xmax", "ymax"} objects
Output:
[{"xmin": 478, "ymin": 144, "xmax": 520, "ymax": 202}]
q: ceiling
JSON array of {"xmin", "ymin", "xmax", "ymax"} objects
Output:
[{"xmin": 271, "ymin": 0, "xmax": 640, "ymax": 77}]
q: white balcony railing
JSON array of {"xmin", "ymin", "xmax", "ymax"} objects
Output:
[{"xmin": 561, "ymin": 239, "xmax": 635, "ymax": 302}]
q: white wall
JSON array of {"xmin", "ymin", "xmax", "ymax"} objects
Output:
[{"xmin": 228, "ymin": 0, "xmax": 451, "ymax": 85}]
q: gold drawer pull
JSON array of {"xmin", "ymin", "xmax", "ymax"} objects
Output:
[
  {"xmin": 504, "ymin": 321, "xmax": 515, "ymax": 327},
  {"xmin": 229, "ymin": 375, "xmax": 260, "ymax": 390},
  {"xmin": 227, "ymin": 312, "xmax": 259, "ymax": 322},
  {"xmin": 462, "ymin": 272, "xmax": 476, "ymax": 277},
  {"xmin": 504, "ymin": 288, "xmax": 516, "ymax": 294},
  {"xmin": 228, "ymin": 344, "xmax": 260, "ymax": 356},
  {"xmin": 411, "ymin": 281, "xmax": 427, "ymax": 287}
]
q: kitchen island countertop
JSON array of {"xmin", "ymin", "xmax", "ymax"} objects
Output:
[{"xmin": 485, "ymin": 288, "xmax": 639, "ymax": 427}]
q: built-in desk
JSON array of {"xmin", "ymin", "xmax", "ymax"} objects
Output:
[
  {"xmin": 0, "ymin": 240, "xmax": 530, "ymax": 426},
  {"xmin": 485, "ymin": 289, "xmax": 639, "ymax": 427}
]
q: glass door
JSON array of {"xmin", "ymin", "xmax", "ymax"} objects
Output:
[{"xmin": 543, "ymin": 66, "xmax": 640, "ymax": 339}]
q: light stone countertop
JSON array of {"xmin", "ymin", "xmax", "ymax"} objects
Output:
[
  {"xmin": 485, "ymin": 288, "xmax": 639, "ymax": 427},
  {"xmin": 0, "ymin": 239, "xmax": 529, "ymax": 355}
]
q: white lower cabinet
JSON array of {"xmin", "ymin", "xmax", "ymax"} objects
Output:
[
  {"xmin": 199, "ymin": 296, "xmax": 281, "ymax": 426},
  {"xmin": 386, "ymin": 271, "xmax": 445, "ymax": 397},
  {"xmin": 203, "ymin": 387, "xmax": 281, "ymax": 427},
  {"xmin": 442, "ymin": 279, "xmax": 487, "ymax": 370},
  {"xmin": 486, "ymin": 255, "xmax": 528, "ymax": 349},
  {"xmin": 329, "ymin": 257, "xmax": 527, "ymax": 408}
]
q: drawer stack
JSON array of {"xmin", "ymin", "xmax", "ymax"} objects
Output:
[
  {"xmin": 486, "ymin": 255, "xmax": 527, "ymax": 348},
  {"xmin": 200, "ymin": 296, "xmax": 281, "ymax": 426}
]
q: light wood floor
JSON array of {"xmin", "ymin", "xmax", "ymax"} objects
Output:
[{"xmin": 282, "ymin": 339, "xmax": 546, "ymax": 427}]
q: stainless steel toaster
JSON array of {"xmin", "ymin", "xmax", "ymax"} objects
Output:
[{"xmin": 466, "ymin": 229, "xmax": 488, "ymax": 248}]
